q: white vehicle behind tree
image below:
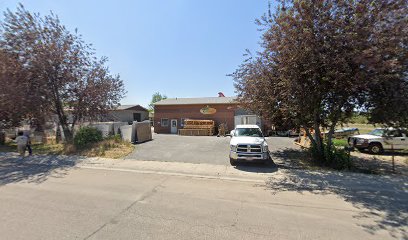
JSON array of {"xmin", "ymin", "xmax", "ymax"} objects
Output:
[
  {"xmin": 229, "ymin": 125, "xmax": 272, "ymax": 166},
  {"xmin": 348, "ymin": 128, "xmax": 408, "ymax": 154}
]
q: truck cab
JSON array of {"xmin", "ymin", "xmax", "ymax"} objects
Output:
[
  {"xmin": 348, "ymin": 128, "xmax": 408, "ymax": 154},
  {"xmin": 229, "ymin": 125, "xmax": 271, "ymax": 165}
]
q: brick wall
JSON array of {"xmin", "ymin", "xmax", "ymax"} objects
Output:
[{"xmin": 154, "ymin": 104, "xmax": 237, "ymax": 134}]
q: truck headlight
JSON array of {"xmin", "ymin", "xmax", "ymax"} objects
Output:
[
  {"xmin": 262, "ymin": 144, "xmax": 269, "ymax": 153},
  {"xmin": 230, "ymin": 145, "xmax": 237, "ymax": 152}
]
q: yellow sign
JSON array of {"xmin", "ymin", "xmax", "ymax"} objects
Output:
[{"xmin": 200, "ymin": 105, "xmax": 217, "ymax": 115}]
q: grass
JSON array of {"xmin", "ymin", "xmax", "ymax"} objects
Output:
[
  {"xmin": 70, "ymin": 138, "xmax": 135, "ymax": 159},
  {"xmin": 332, "ymin": 139, "xmax": 348, "ymax": 147},
  {"xmin": 33, "ymin": 143, "xmax": 65, "ymax": 154},
  {"xmin": 0, "ymin": 143, "xmax": 15, "ymax": 153},
  {"xmin": 0, "ymin": 137, "xmax": 134, "ymax": 159}
]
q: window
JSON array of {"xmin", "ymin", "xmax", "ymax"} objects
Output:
[
  {"xmin": 368, "ymin": 129, "xmax": 385, "ymax": 136},
  {"xmin": 387, "ymin": 130, "xmax": 402, "ymax": 137},
  {"xmin": 161, "ymin": 118, "xmax": 169, "ymax": 127},
  {"xmin": 235, "ymin": 128, "xmax": 263, "ymax": 137},
  {"xmin": 180, "ymin": 118, "xmax": 186, "ymax": 127}
]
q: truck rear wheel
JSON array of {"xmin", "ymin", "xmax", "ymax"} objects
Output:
[{"xmin": 368, "ymin": 143, "xmax": 383, "ymax": 154}]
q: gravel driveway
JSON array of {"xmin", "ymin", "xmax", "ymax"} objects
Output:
[{"xmin": 126, "ymin": 133, "xmax": 296, "ymax": 165}]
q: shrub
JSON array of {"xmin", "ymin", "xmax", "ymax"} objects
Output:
[
  {"xmin": 309, "ymin": 142, "xmax": 353, "ymax": 170},
  {"xmin": 105, "ymin": 134, "xmax": 122, "ymax": 143},
  {"xmin": 324, "ymin": 145, "xmax": 353, "ymax": 170},
  {"xmin": 74, "ymin": 127, "xmax": 103, "ymax": 148}
]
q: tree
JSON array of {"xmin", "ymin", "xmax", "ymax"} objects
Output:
[
  {"xmin": 0, "ymin": 4, "xmax": 126, "ymax": 142},
  {"xmin": 0, "ymin": 48, "xmax": 56, "ymax": 131},
  {"xmin": 149, "ymin": 92, "xmax": 167, "ymax": 111},
  {"xmin": 232, "ymin": 0, "xmax": 407, "ymax": 165},
  {"xmin": 0, "ymin": 50, "xmax": 29, "ymax": 129}
]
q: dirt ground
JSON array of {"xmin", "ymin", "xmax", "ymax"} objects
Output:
[{"xmin": 350, "ymin": 151, "xmax": 408, "ymax": 175}]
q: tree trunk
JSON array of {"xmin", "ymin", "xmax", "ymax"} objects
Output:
[
  {"xmin": 55, "ymin": 105, "xmax": 73, "ymax": 143},
  {"xmin": 61, "ymin": 123, "xmax": 73, "ymax": 143},
  {"xmin": 304, "ymin": 128, "xmax": 317, "ymax": 149},
  {"xmin": 304, "ymin": 126, "xmax": 325, "ymax": 163},
  {"xmin": 326, "ymin": 123, "xmax": 336, "ymax": 152},
  {"xmin": 313, "ymin": 123, "xmax": 325, "ymax": 162}
]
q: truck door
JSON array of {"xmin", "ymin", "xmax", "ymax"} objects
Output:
[{"xmin": 388, "ymin": 130, "xmax": 406, "ymax": 150}]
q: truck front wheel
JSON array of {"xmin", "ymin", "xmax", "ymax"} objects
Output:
[
  {"xmin": 368, "ymin": 143, "xmax": 383, "ymax": 154},
  {"xmin": 230, "ymin": 158, "xmax": 237, "ymax": 166},
  {"xmin": 264, "ymin": 156, "xmax": 275, "ymax": 166}
]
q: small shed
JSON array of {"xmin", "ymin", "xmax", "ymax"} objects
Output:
[{"xmin": 105, "ymin": 105, "xmax": 149, "ymax": 124}]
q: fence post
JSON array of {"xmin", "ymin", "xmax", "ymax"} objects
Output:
[{"xmin": 391, "ymin": 144, "xmax": 395, "ymax": 173}]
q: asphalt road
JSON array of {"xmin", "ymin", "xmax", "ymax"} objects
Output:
[
  {"xmin": 1, "ymin": 165, "xmax": 405, "ymax": 240},
  {"xmin": 126, "ymin": 134, "xmax": 296, "ymax": 165}
]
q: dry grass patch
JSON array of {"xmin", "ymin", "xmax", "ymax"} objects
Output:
[
  {"xmin": 65, "ymin": 138, "xmax": 134, "ymax": 159},
  {"xmin": 0, "ymin": 138, "xmax": 134, "ymax": 159},
  {"xmin": 0, "ymin": 142, "xmax": 64, "ymax": 154}
]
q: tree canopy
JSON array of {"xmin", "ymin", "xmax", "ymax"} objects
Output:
[
  {"xmin": 0, "ymin": 49, "xmax": 37, "ymax": 129},
  {"xmin": 149, "ymin": 92, "xmax": 167, "ymax": 111},
  {"xmin": 0, "ymin": 4, "xmax": 126, "ymax": 141},
  {"xmin": 232, "ymin": 0, "xmax": 407, "ymax": 164}
]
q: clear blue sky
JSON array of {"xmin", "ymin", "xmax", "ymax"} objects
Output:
[{"xmin": 0, "ymin": 1, "xmax": 270, "ymax": 108}]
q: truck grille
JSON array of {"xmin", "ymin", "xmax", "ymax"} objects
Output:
[{"xmin": 237, "ymin": 144, "xmax": 262, "ymax": 153}]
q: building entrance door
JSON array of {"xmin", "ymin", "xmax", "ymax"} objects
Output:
[
  {"xmin": 170, "ymin": 119, "xmax": 178, "ymax": 134},
  {"xmin": 133, "ymin": 113, "xmax": 141, "ymax": 122}
]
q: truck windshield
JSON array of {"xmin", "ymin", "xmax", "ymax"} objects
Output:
[
  {"xmin": 368, "ymin": 129, "xmax": 384, "ymax": 136},
  {"xmin": 235, "ymin": 128, "xmax": 263, "ymax": 137}
]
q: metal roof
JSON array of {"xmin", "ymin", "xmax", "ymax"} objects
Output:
[
  {"xmin": 114, "ymin": 105, "xmax": 148, "ymax": 111},
  {"xmin": 154, "ymin": 97, "xmax": 237, "ymax": 105}
]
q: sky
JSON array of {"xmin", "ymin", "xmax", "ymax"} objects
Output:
[{"xmin": 0, "ymin": 0, "xmax": 270, "ymax": 108}]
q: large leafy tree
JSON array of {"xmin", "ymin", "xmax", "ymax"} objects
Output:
[
  {"xmin": 232, "ymin": 0, "xmax": 407, "ymax": 163},
  {"xmin": 0, "ymin": 50, "xmax": 35, "ymax": 129},
  {"xmin": 0, "ymin": 4, "xmax": 126, "ymax": 142}
]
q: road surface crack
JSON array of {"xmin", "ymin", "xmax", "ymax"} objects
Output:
[{"xmin": 82, "ymin": 177, "xmax": 167, "ymax": 240}]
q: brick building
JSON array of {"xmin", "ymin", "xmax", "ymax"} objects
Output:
[{"xmin": 153, "ymin": 97, "xmax": 263, "ymax": 134}]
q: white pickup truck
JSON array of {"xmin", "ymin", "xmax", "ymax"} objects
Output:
[
  {"xmin": 348, "ymin": 128, "xmax": 408, "ymax": 154},
  {"xmin": 229, "ymin": 125, "xmax": 272, "ymax": 165}
]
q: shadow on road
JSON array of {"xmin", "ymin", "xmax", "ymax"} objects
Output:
[
  {"xmin": 271, "ymin": 148, "xmax": 311, "ymax": 169},
  {"xmin": 263, "ymin": 169, "xmax": 408, "ymax": 239},
  {"xmin": 272, "ymin": 148, "xmax": 408, "ymax": 175},
  {"xmin": 233, "ymin": 162, "xmax": 278, "ymax": 174},
  {"xmin": 266, "ymin": 148, "xmax": 408, "ymax": 238},
  {"xmin": 361, "ymin": 151, "xmax": 408, "ymax": 157},
  {"xmin": 0, "ymin": 154, "xmax": 83, "ymax": 186}
]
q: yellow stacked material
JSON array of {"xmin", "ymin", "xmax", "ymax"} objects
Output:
[
  {"xmin": 179, "ymin": 119, "xmax": 215, "ymax": 136},
  {"xmin": 183, "ymin": 119, "xmax": 214, "ymax": 126},
  {"xmin": 178, "ymin": 129, "xmax": 213, "ymax": 136}
]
